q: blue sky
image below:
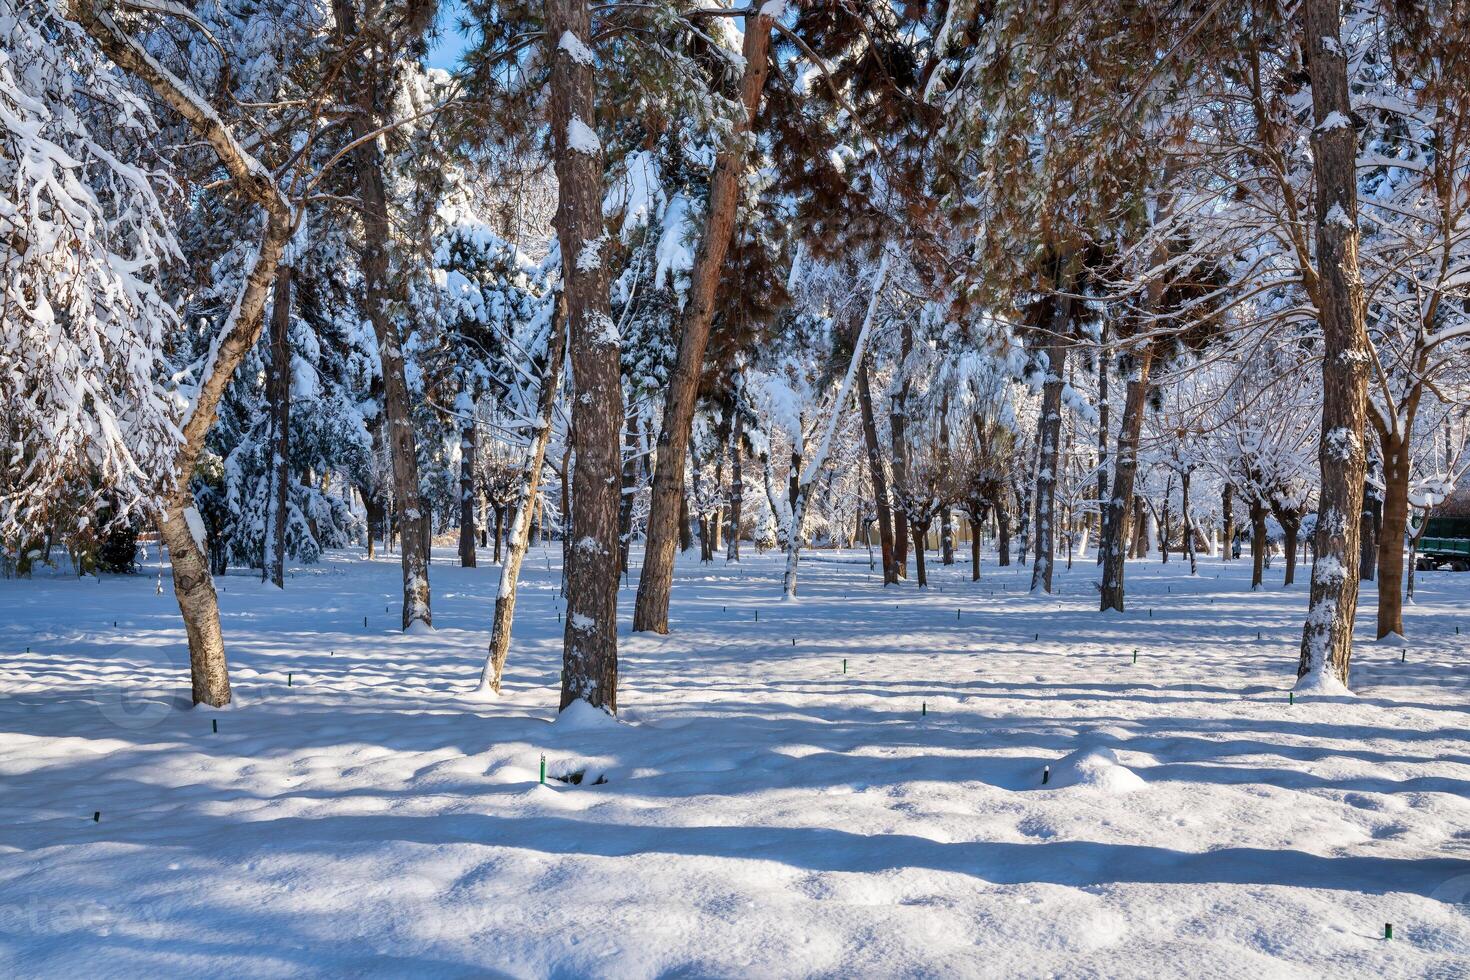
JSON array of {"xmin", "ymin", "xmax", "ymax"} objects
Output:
[{"xmin": 426, "ymin": 0, "xmax": 473, "ymax": 71}]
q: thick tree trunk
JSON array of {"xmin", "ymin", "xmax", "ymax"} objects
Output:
[
  {"xmin": 548, "ymin": 0, "xmax": 621, "ymax": 712},
  {"xmin": 727, "ymin": 411, "xmax": 743, "ymax": 562},
  {"xmin": 459, "ymin": 419, "xmax": 478, "ymax": 568},
  {"xmin": 856, "ymin": 359, "xmax": 897, "ymax": 583},
  {"xmin": 1376, "ymin": 443, "xmax": 1409, "ymax": 638},
  {"xmin": 481, "ymin": 297, "xmax": 567, "ymax": 693},
  {"xmin": 1297, "ymin": 0, "xmax": 1371, "ymax": 688},
  {"xmin": 1281, "ymin": 518, "xmax": 1300, "ymax": 587},
  {"xmin": 365, "ymin": 492, "xmax": 385, "ymax": 559},
  {"xmin": 1099, "ymin": 347, "xmax": 1154, "ymax": 611},
  {"xmin": 263, "ymin": 263, "xmax": 292, "ymax": 589},
  {"xmin": 633, "ymin": 12, "xmax": 775, "ymax": 633}
]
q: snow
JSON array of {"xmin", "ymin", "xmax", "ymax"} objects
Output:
[
  {"xmin": 182, "ymin": 506, "xmax": 208, "ymax": 552},
  {"xmin": 2, "ymin": 547, "xmax": 1469, "ymax": 976},
  {"xmin": 565, "ymin": 116, "xmax": 601, "ymax": 156},
  {"xmin": 556, "ymin": 30, "xmax": 595, "ymax": 67}
]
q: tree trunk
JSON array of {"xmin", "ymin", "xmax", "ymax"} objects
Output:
[
  {"xmin": 1029, "ymin": 317, "xmax": 1068, "ymax": 593},
  {"xmin": 263, "ymin": 262, "xmax": 292, "ymax": 589},
  {"xmin": 969, "ymin": 518, "xmax": 982, "ymax": 580},
  {"xmin": 68, "ymin": 0, "xmax": 294, "ymax": 705},
  {"xmin": 997, "ymin": 506, "xmax": 1012, "ymax": 566},
  {"xmin": 1297, "ymin": 0, "xmax": 1371, "ymax": 688},
  {"xmin": 632, "ymin": 11, "xmax": 776, "ymax": 634},
  {"xmin": 481, "ymin": 296, "xmax": 567, "ymax": 693},
  {"xmin": 1096, "ymin": 323, "xmax": 1111, "ymax": 565},
  {"xmin": 891, "ymin": 322, "xmax": 912, "ymax": 578},
  {"xmin": 1099, "ymin": 347, "xmax": 1154, "ymax": 611},
  {"xmin": 1221, "ymin": 483, "xmax": 1235, "ymax": 562},
  {"xmin": 1250, "ymin": 498, "xmax": 1268, "ymax": 590},
  {"xmin": 727, "ymin": 410, "xmax": 743, "ymax": 562},
  {"xmin": 678, "ymin": 489, "xmax": 692, "ymax": 552},
  {"xmin": 493, "ymin": 506, "xmax": 505, "ymax": 563},
  {"xmin": 939, "ymin": 394, "xmax": 954, "ymax": 565},
  {"xmin": 856, "ymin": 359, "xmax": 897, "ymax": 583},
  {"xmin": 618, "ymin": 412, "xmax": 638, "ymax": 573},
  {"xmin": 334, "ymin": 0, "xmax": 430, "ymax": 630},
  {"xmin": 458, "ymin": 418, "xmax": 477, "ymax": 568},
  {"xmin": 548, "ymin": 0, "xmax": 621, "ymax": 712},
  {"xmin": 1182, "ymin": 468, "xmax": 1197, "ymax": 576},
  {"xmin": 911, "ymin": 522, "xmax": 929, "ymax": 587},
  {"xmin": 1375, "ymin": 442, "xmax": 1409, "ymax": 638},
  {"xmin": 1281, "ymin": 517, "xmax": 1299, "ymax": 587}
]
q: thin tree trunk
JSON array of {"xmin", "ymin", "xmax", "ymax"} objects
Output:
[
  {"xmin": 69, "ymin": 0, "xmax": 294, "ymax": 706},
  {"xmin": 548, "ymin": 0, "xmax": 621, "ymax": 711},
  {"xmin": 969, "ymin": 517, "xmax": 982, "ymax": 580},
  {"xmin": 1297, "ymin": 0, "xmax": 1371, "ymax": 688},
  {"xmin": 911, "ymin": 523, "xmax": 929, "ymax": 587},
  {"xmin": 1182, "ymin": 468, "xmax": 1196, "ymax": 576},
  {"xmin": 263, "ymin": 262, "xmax": 292, "ymax": 589},
  {"xmin": 727, "ymin": 410, "xmax": 743, "ymax": 562},
  {"xmin": 1251, "ymin": 498, "xmax": 1268, "ymax": 590},
  {"xmin": 1221, "ymin": 483, "xmax": 1235, "ymax": 562},
  {"xmin": 1376, "ymin": 443, "xmax": 1409, "ymax": 638},
  {"xmin": 459, "ymin": 418, "xmax": 478, "ymax": 568},
  {"xmin": 1096, "ymin": 323, "xmax": 1111, "ymax": 565},
  {"xmin": 997, "ymin": 506, "xmax": 1012, "ymax": 566},
  {"xmin": 333, "ymin": 0, "xmax": 430, "ymax": 630},
  {"xmin": 891, "ymin": 322, "xmax": 912, "ymax": 578},
  {"xmin": 618, "ymin": 412, "xmax": 638, "ymax": 573},
  {"xmin": 678, "ymin": 488, "xmax": 692, "ymax": 552},
  {"xmin": 1099, "ymin": 348, "xmax": 1153, "ymax": 610},
  {"xmin": 633, "ymin": 11, "xmax": 776, "ymax": 633},
  {"xmin": 856, "ymin": 359, "xmax": 897, "ymax": 583},
  {"xmin": 481, "ymin": 297, "xmax": 567, "ymax": 693}
]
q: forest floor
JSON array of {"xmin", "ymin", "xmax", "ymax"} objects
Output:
[{"xmin": 1, "ymin": 544, "xmax": 1468, "ymax": 978}]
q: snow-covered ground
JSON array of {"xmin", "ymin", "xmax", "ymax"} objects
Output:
[{"xmin": 2, "ymin": 546, "xmax": 1468, "ymax": 977}]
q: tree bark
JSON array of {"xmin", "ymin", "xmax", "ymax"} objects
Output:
[
  {"xmin": 1029, "ymin": 313, "xmax": 1069, "ymax": 593},
  {"xmin": 911, "ymin": 522, "xmax": 929, "ymax": 587},
  {"xmin": 458, "ymin": 418, "xmax": 478, "ymax": 568},
  {"xmin": 1096, "ymin": 324, "xmax": 1111, "ymax": 565},
  {"xmin": 1221, "ymin": 483, "xmax": 1235, "ymax": 562},
  {"xmin": 891, "ymin": 321, "xmax": 912, "ymax": 578},
  {"xmin": 633, "ymin": 11, "xmax": 776, "ymax": 633},
  {"xmin": 726, "ymin": 409, "xmax": 743, "ymax": 562},
  {"xmin": 856, "ymin": 359, "xmax": 897, "ymax": 583},
  {"xmin": 69, "ymin": 0, "xmax": 295, "ymax": 706},
  {"xmin": 1297, "ymin": 0, "xmax": 1371, "ymax": 688},
  {"xmin": 969, "ymin": 517, "xmax": 982, "ymax": 580},
  {"xmin": 997, "ymin": 505, "xmax": 1012, "ymax": 566},
  {"xmin": 618, "ymin": 412, "xmax": 638, "ymax": 573},
  {"xmin": 263, "ymin": 262, "xmax": 292, "ymax": 589},
  {"xmin": 333, "ymin": 0, "xmax": 430, "ymax": 630},
  {"xmin": 1250, "ymin": 497, "xmax": 1268, "ymax": 590},
  {"xmin": 1099, "ymin": 347, "xmax": 1154, "ymax": 611},
  {"xmin": 1375, "ymin": 441, "xmax": 1409, "ymax": 638},
  {"xmin": 481, "ymin": 297, "xmax": 567, "ymax": 693},
  {"xmin": 548, "ymin": 0, "xmax": 621, "ymax": 712}
]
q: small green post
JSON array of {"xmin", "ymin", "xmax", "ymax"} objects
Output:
[
  {"xmin": 1401, "ymin": 649, "xmax": 1406, "ymax": 663},
  {"xmin": 212, "ymin": 718, "xmax": 218, "ymax": 733},
  {"xmin": 755, "ymin": 610, "xmax": 759, "ymax": 622},
  {"xmin": 1133, "ymin": 649, "xmax": 1138, "ymax": 665},
  {"xmin": 957, "ymin": 608, "xmax": 961, "ymax": 620},
  {"xmin": 1289, "ymin": 691, "xmax": 1294, "ymax": 706},
  {"xmin": 1385, "ymin": 923, "xmax": 1393, "ymax": 940},
  {"xmin": 1034, "ymin": 632, "xmax": 1039, "ymax": 642},
  {"xmin": 539, "ymin": 754, "xmax": 546, "ymax": 786},
  {"xmin": 842, "ymin": 658, "xmax": 847, "ymax": 674},
  {"xmin": 93, "ymin": 811, "xmax": 100, "ymax": 822},
  {"xmin": 921, "ymin": 701, "xmax": 926, "ymax": 716},
  {"xmin": 288, "ymin": 672, "xmax": 292, "ymax": 687},
  {"xmin": 792, "ymin": 637, "xmax": 796, "ymax": 647},
  {"xmin": 364, "ymin": 616, "xmax": 368, "ymax": 628}
]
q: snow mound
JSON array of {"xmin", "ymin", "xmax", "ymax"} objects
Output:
[
  {"xmin": 464, "ymin": 682, "xmax": 500, "ymax": 702},
  {"xmin": 1377, "ymin": 631, "xmax": 1407, "ymax": 648},
  {"xmin": 404, "ymin": 620, "xmax": 435, "ymax": 636},
  {"xmin": 1292, "ymin": 669, "xmax": 1354, "ymax": 698},
  {"xmin": 553, "ymin": 699, "xmax": 621, "ymax": 731},
  {"xmin": 1049, "ymin": 746, "xmax": 1147, "ymax": 793}
]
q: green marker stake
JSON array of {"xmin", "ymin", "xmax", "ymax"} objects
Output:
[
  {"xmin": 539, "ymin": 754, "xmax": 546, "ymax": 785},
  {"xmin": 364, "ymin": 616, "xmax": 368, "ymax": 628},
  {"xmin": 1133, "ymin": 649, "xmax": 1138, "ymax": 665},
  {"xmin": 212, "ymin": 718, "xmax": 218, "ymax": 733},
  {"xmin": 842, "ymin": 659, "xmax": 847, "ymax": 674},
  {"xmin": 288, "ymin": 672, "xmax": 293, "ymax": 687},
  {"xmin": 957, "ymin": 609, "xmax": 961, "ymax": 620},
  {"xmin": 93, "ymin": 811, "xmax": 100, "ymax": 822},
  {"xmin": 1289, "ymin": 691, "xmax": 1294, "ymax": 705},
  {"xmin": 1401, "ymin": 649, "xmax": 1406, "ymax": 662},
  {"xmin": 1385, "ymin": 923, "xmax": 1393, "ymax": 940},
  {"xmin": 1042, "ymin": 766, "xmax": 1049, "ymax": 785},
  {"xmin": 922, "ymin": 701, "xmax": 926, "ymax": 716},
  {"xmin": 792, "ymin": 638, "xmax": 796, "ymax": 647}
]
